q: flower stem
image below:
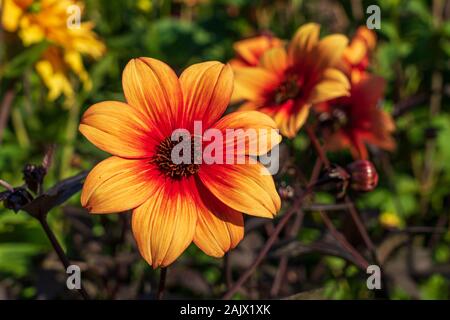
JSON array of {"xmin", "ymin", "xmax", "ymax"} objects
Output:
[
  {"xmin": 345, "ymin": 196, "xmax": 375, "ymax": 253},
  {"xmin": 0, "ymin": 87, "xmax": 16, "ymax": 145},
  {"xmin": 38, "ymin": 216, "xmax": 90, "ymax": 300},
  {"xmin": 157, "ymin": 267, "xmax": 167, "ymax": 300},
  {"xmin": 60, "ymin": 102, "xmax": 80, "ymax": 179},
  {"xmin": 318, "ymin": 210, "xmax": 369, "ymax": 269},
  {"xmin": 306, "ymin": 126, "xmax": 330, "ymax": 168},
  {"xmin": 223, "ymin": 186, "xmax": 314, "ymax": 300},
  {"xmin": 0, "ymin": 179, "xmax": 14, "ymax": 191},
  {"xmin": 223, "ymin": 253, "xmax": 233, "ymax": 290}
]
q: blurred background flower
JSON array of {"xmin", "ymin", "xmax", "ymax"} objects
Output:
[
  {"xmin": 1, "ymin": 0, "xmax": 105, "ymax": 103},
  {"xmin": 232, "ymin": 23, "xmax": 350, "ymax": 137}
]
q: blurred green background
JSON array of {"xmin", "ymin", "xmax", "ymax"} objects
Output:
[{"xmin": 0, "ymin": 0, "xmax": 450, "ymax": 299}]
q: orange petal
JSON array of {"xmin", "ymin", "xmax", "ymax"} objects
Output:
[
  {"xmin": 365, "ymin": 109, "xmax": 396, "ymax": 153},
  {"xmin": 351, "ymin": 134, "xmax": 369, "ymax": 160},
  {"xmin": 238, "ymin": 101, "xmax": 259, "ymax": 111},
  {"xmin": 131, "ymin": 178, "xmax": 198, "ymax": 268},
  {"xmin": 233, "ymin": 67, "xmax": 279, "ymax": 102},
  {"xmin": 79, "ymin": 101, "xmax": 157, "ymax": 158},
  {"xmin": 229, "ymin": 58, "xmax": 248, "ymax": 69},
  {"xmin": 355, "ymin": 26, "xmax": 377, "ymax": 50},
  {"xmin": 81, "ymin": 156, "xmax": 160, "ymax": 214},
  {"xmin": 309, "ymin": 68, "xmax": 350, "ymax": 104},
  {"xmin": 273, "ymin": 102, "xmax": 311, "ymax": 138},
  {"xmin": 233, "ymin": 35, "xmax": 283, "ymax": 67},
  {"xmin": 179, "ymin": 61, "xmax": 233, "ymax": 130},
  {"xmin": 312, "ymin": 34, "xmax": 349, "ymax": 72},
  {"xmin": 288, "ymin": 23, "xmax": 320, "ymax": 65},
  {"xmin": 198, "ymin": 161, "xmax": 281, "ymax": 218},
  {"xmin": 193, "ymin": 179, "xmax": 244, "ymax": 257},
  {"xmin": 213, "ymin": 110, "xmax": 281, "ymax": 156},
  {"xmin": 323, "ymin": 130, "xmax": 352, "ymax": 153},
  {"xmin": 343, "ymin": 37, "xmax": 368, "ymax": 66},
  {"xmin": 260, "ymin": 47, "xmax": 288, "ymax": 77},
  {"xmin": 351, "ymin": 74, "xmax": 385, "ymax": 110},
  {"xmin": 122, "ymin": 57, "xmax": 182, "ymax": 136}
]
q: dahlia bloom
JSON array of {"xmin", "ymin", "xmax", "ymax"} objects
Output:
[
  {"xmin": 315, "ymin": 74, "xmax": 395, "ymax": 159},
  {"xmin": 1, "ymin": 0, "xmax": 105, "ymax": 101},
  {"xmin": 232, "ymin": 23, "xmax": 350, "ymax": 138},
  {"xmin": 79, "ymin": 58, "xmax": 281, "ymax": 268}
]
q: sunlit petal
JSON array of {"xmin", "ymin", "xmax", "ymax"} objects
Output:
[
  {"xmin": 79, "ymin": 101, "xmax": 157, "ymax": 158},
  {"xmin": 198, "ymin": 161, "xmax": 280, "ymax": 218},
  {"xmin": 81, "ymin": 156, "xmax": 160, "ymax": 214},
  {"xmin": 131, "ymin": 178, "xmax": 198, "ymax": 268}
]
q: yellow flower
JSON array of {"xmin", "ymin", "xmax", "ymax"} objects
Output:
[
  {"xmin": 1, "ymin": 0, "xmax": 105, "ymax": 102},
  {"xmin": 379, "ymin": 212, "xmax": 403, "ymax": 229}
]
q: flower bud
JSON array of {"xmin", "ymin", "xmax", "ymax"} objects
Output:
[
  {"xmin": 347, "ymin": 160, "xmax": 378, "ymax": 192},
  {"xmin": 23, "ymin": 164, "xmax": 47, "ymax": 194},
  {"xmin": 3, "ymin": 188, "xmax": 33, "ymax": 213}
]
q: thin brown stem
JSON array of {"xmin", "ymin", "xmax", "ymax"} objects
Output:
[
  {"xmin": 224, "ymin": 253, "xmax": 233, "ymax": 290},
  {"xmin": 318, "ymin": 211, "xmax": 369, "ymax": 270},
  {"xmin": 223, "ymin": 186, "xmax": 313, "ymax": 300},
  {"xmin": 302, "ymin": 203, "xmax": 351, "ymax": 211},
  {"xmin": 306, "ymin": 127, "xmax": 374, "ymax": 269},
  {"xmin": 345, "ymin": 196, "xmax": 376, "ymax": 253},
  {"xmin": 38, "ymin": 216, "xmax": 90, "ymax": 300},
  {"xmin": 306, "ymin": 126, "xmax": 330, "ymax": 168},
  {"xmin": 270, "ymin": 255, "xmax": 288, "ymax": 297},
  {"xmin": 157, "ymin": 267, "xmax": 167, "ymax": 300},
  {"xmin": 270, "ymin": 209, "xmax": 305, "ymax": 297},
  {"xmin": 0, "ymin": 87, "xmax": 16, "ymax": 145},
  {"xmin": 0, "ymin": 179, "xmax": 14, "ymax": 191}
]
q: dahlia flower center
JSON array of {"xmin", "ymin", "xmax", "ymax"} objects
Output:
[
  {"xmin": 319, "ymin": 107, "xmax": 349, "ymax": 131},
  {"xmin": 151, "ymin": 136, "xmax": 201, "ymax": 179},
  {"xmin": 273, "ymin": 74, "xmax": 301, "ymax": 105},
  {"xmin": 28, "ymin": 2, "xmax": 42, "ymax": 13}
]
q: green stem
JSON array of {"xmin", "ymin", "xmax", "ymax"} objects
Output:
[
  {"xmin": 60, "ymin": 102, "xmax": 80, "ymax": 179},
  {"xmin": 11, "ymin": 107, "xmax": 30, "ymax": 148}
]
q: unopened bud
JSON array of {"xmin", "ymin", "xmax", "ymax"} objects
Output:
[
  {"xmin": 23, "ymin": 164, "xmax": 47, "ymax": 194},
  {"xmin": 347, "ymin": 160, "xmax": 378, "ymax": 192},
  {"xmin": 3, "ymin": 188, "xmax": 33, "ymax": 213}
]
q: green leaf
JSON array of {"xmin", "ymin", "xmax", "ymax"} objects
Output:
[
  {"xmin": 2, "ymin": 41, "xmax": 49, "ymax": 79},
  {"xmin": 0, "ymin": 243, "xmax": 44, "ymax": 277}
]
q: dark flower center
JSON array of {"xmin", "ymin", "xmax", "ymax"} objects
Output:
[
  {"xmin": 151, "ymin": 136, "xmax": 201, "ymax": 179},
  {"xmin": 318, "ymin": 106, "xmax": 349, "ymax": 131},
  {"xmin": 273, "ymin": 73, "xmax": 301, "ymax": 105}
]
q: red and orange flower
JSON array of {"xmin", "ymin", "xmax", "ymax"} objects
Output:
[
  {"xmin": 315, "ymin": 74, "xmax": 395, "ymax": 159},
  {"xmin": 79, "ymin": 58, "xmax": 281, "ymax": 268},
  {"xmin": 314, "ymin": 27, "xmax": 395, "ymax": 159},
  {"xmin": 231, "ymin": 23, "xmax": 350, "ymax": 138}
]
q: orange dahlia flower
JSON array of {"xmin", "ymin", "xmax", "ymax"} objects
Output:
[
  {"xmin": 232, "ymin": 23, "xmax": 350, "ymax": 138},
  {"xmin": 229, "ymin": 34, "xmax": 283, "ymax": 69},
  {"xmin": 315, "ymin": 74, "xmax": 395, "ymax": 159},
  {"xmin": 338, "ymin": 26, "xmax": 377, "ymax": 83},
  {"xmin": 79, "ymin": 58, "xmax": 281, "ymax": 268}
]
